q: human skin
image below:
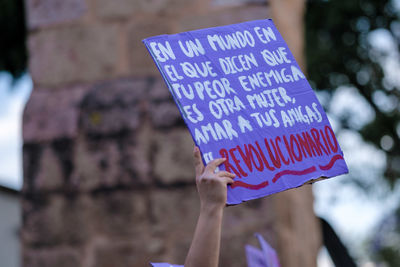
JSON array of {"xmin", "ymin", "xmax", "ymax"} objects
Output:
[{"xmin": 184, "ymin": 146, "xmax": 236, "ymax": 267}]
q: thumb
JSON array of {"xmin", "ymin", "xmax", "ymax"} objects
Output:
[{"xmin": 193, "ymin": 146, "xmax": 205, "ymax": 177}]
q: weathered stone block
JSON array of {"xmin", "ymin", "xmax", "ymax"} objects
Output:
[
  {"xmin": 23, "ymin": 247, "xmax": 82, "ymax": 267},
  {"xmin": 149, "ymin": 188, "xmax": 199, "ymax": 262},
  {"xmin": 150, "ymin": 188, "xmax": 199, "ymax": 231},
  {"xmin": 23, "ymin": 143, "xmax": 42, "ymax": 194},
  {"xmin": 219, "ymin": 199, "xmax": 275, "ymax": 267},
  {"xmin": 95, "ymin": 0, "xmax": 137, "ymax": 19},
  {"xmin": 25, "ymin": 0, "xmax": 87, "ymax": 29},
  {"xmin": 153, "ymin": 129, "xmax": 195, "ymax": 184},
  {"xmin": 150, "ymin": 101, "xmax": 182, "ymax": 128},
  {"xmin": 96, "ymin": 0, "xmax": 203, "ymax": 18},
  {"xmin": 148, "ymin": 79, "xmax": 171, "ymax": 101},
  {"xmin": 82, "ymin": 106, "xmax": 140, "ymax": 135},
  {"xmin": 268, "ymin": 186, "xmax": 321, "ymax": 267},
  {"xmin": 128, "ymin": 18, "xmax": 176, "ymax": 76},
  {"xmin": 34, "ymin": 145, "xmax": 64, "ymax": 191},
  {"xmin": 23, "ymin": 86, "xmax": 87, "ymax": 143},
  {"xmin": 178, "ymin": 5, "xmax": 270, "ymax": 31},
  {"xmin": 137, "ymin": 0, "xmax": 203, "ymax": 16},
  {"xmin": 22, "ymin": 195, "xmax": 93, "ymax": 247},
  {"xmin": 92, "ymin": 240, "xmax": 151, "ymax": 267},
  {"xmin": 71, "ymin": 133, "xmax": 151, "ymax": 191},
  {"xmin": 70, "ymin": 136, "xmax": 122, "ymax": 190},
  {"xmin": 223, "ymin": 198, "xmax": 274, "ymax": 234},
  {"xmin": 28, "ymin": 24, "xmax": 119, "ymax": 87},
  {"xmin": 92, "ymin": 191, "xmax": 149, "ymax": 238},
  {"xmin": 221, "ymin": 199, "xmax": 276, "ymax": 263},
  {"xmin": 120, "ymin": 125, "xmax": 153, "ymax": 184},
  {"xmin": 80, "ymin": 78, "xmax": 147, "ymax": 136}
]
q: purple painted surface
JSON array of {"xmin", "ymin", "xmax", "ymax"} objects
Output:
[
  {"xmin": 246, "ymin": 233, "xmax": 280, "ymax": 267},
  {"xmin": 143, "ymin": 19, "xmax": 348, "ymax": 205},
  {"xmin": 256, "ymin": 233, "xmax": 280, "ymax": 267},
  {"xmin": 246, "ymin": 244, "xmax": 268, "ymax": 267},
  {"xmin": 150, "ymin": 263, "xmax": 183, "ymax": 267}
]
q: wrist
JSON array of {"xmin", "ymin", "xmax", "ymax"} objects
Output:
[{"xmin": 200, "ymin": 202, "xmax": 224, "ymax": 217}]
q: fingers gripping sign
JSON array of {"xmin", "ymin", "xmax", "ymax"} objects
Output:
[
  {"xmin": 193, "ymin": 146, "xmax": 205, "ymax": 180},
  {"xmin": 193, "ymin": 146, "xmax": 236, "ymax": 208}
]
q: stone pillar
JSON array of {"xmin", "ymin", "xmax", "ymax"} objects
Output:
[
  {"xmin": 268, "ymin": 1, "xmax": 322, "ymax": 266},
  {"xmin": 22, "ymin": 0, "xmax": 320, "ymax": 266}
]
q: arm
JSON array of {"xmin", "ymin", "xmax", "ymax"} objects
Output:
[{"xmin": 184, "ymin": 147, "xmax": 235, "ymax": 267}]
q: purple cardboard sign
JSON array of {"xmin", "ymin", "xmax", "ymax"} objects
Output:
[
  {"xmin": 150, "ymin": 263, "xmax": 183, "ymax": 267},
  {"xmin": 245, "ymin": 233, "xmax": 280, "ymax": 267},
  {"xmin": 256, "ymin": 233, "xmax": 280, "ymax": 267},
  {"xmin": 245, "ymin": 245, "xmax": 268, "ymax": 267},
  {"xmin": 143, "ymin": 19, "xmax": 348, "ymax": 205}
]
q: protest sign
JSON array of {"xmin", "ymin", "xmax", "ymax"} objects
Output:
[
  {"xmin": 245, "ymin": 244, "xmax": 268, "ymax": 267},
  {"xmin": 256, "ymin": 233, "xmax": 280, "ymax": 267},
  {"xmin": 150, "ymin": 263, "xmax": 183, "ymax": 267},
  {"xmin": 143, "ymin": 19, "xmax": 348, "ymax": 205},
  {"xmin": 245, "ymin": 233, "xmax": 280, "ymax": 267}
]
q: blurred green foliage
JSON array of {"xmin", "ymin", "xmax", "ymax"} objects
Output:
[
  {"xmin": 306, "ymin": 0, "xmax": 400, "ymax": 265},
  {"xmin": 306, "ymin": 0, "xmax": 400, "ymax": 186},
  {"xmin": 0, "ymin": 0, "xmax": 27, "ymax": 78},
  {"xmin": 371, "ymin": 206, "xmax": 400, "ymax": 265}
]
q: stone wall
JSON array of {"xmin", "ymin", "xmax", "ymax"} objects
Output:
[{"xmin": 22, "ymin": 0, "xmax": 320, "ymax": 266}]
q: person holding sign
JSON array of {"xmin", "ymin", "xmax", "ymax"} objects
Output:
[
  {"xmin": 152, "ymin": 147, "xmax": 281, "ymax": 267},
  {"xmin": 184, "ymin": 146, "xmax": 235, "ymax": 267},
  {"xmin": 145, "ymin": 19, "xmax": 349, "ymax": 266},
  {"xmin": 152, "ymin": 147, "xmax": 237, "ymax": 267},
  {"xmin": 143, "ymin": 19, "xmax": 348, "ymax": 205}
]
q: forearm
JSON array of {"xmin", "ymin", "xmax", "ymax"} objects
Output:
[
  {"xmin": 187, "ymin": 147, "xmax": 234, "ymax": 267},
  {"xmin": 184, "ymin": 205, "xmax": 224, "ymax": 267}
]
